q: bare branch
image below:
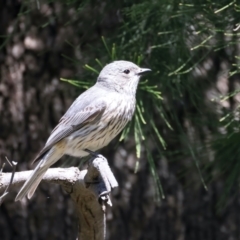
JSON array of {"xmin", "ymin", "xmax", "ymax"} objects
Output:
[
  {"xmin": 0, "ymin": 158, "xmax": 18, "ymax": 205},
  {"xmin": 0, "ymin": 155, "xmax": 118, "ymax": 240},
  {"xmin": 5, "ymin": 156, "xmax": 13, "ymax": 167},
  {"xmin": 0, "ymin": 162, "xmax": 5, "ymax": 172}
]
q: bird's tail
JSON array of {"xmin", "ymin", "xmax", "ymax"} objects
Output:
[{"xmin": 15, "ymin": 148, "xmax": 63, "ymax": 201}]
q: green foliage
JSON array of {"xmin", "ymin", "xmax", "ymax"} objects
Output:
[
  {"xmin": 117, "ymin": 0, "xmax": 240, "ymax": 206},
  {"xmin": 20, "ymin": 0, "xmax": 240, "ymax": 206}
]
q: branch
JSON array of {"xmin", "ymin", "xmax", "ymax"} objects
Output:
[
  {"xmin": 0, "ymin": 155, "xmax": 118, "ymax": 240},
  {"xmin": 0, "ymin": 157, "xmax": 18, "ymax": 205}
]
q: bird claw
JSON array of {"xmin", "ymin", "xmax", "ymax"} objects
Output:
[{"xmin": 84, "ymin": 149, "xmax": 99, "ymax": 157}]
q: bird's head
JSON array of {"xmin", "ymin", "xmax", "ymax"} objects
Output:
[{"xmin": 97, "ymin": 60, "xmax": 151, "ymax": 96}]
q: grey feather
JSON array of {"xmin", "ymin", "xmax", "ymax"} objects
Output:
[
  {"xmin": 15, "ymin": 60, "xmax": 151, "ymax": 201},
  {"xmin": 15, "ymin": 159, "xmax": 48, "ymax": 201},
  {"xmin": 15, "ymin": 147, "xmax": 64, "ymax": 201},
  {"xmin": 33, "ymin": 98, "xmax": 106, "ymax": 163}
]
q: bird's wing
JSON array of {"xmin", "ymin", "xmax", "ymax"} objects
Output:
[{"xmin": 32, "ymin": 100, "xmax": 106, "ymax": 163}]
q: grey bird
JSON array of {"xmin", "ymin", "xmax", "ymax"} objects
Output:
[{"xmin": 15, "ymin": 60, "xmax": 151, "ymax": 201}]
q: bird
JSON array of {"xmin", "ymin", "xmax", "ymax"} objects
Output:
[{"xmin": 15, "ymin": 60, "xmax": 151, "ymax": 201}]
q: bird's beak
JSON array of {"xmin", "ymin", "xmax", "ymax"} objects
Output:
[{"xmin": 137, "ymin": 68, "xmax": 152, "ymax": 76}]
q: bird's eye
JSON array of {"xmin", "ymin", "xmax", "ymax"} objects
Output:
[{"xmin": 123, "ymin": 69, "xmax": 130, "ymax": 74}]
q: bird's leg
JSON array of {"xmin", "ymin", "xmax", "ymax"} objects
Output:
[{"xmin": 84, "ymin": 149, "xmax": 99, "ymax": 157}]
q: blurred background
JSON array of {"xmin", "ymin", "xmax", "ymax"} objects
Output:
[{"xmin": 1, "ymin": 0, "xmax": 240, "ymax": 239}]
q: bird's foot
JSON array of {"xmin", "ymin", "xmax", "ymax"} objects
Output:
[{"xmin": 84, "ymin": 149, "xmax": 99, "ymax": 157}]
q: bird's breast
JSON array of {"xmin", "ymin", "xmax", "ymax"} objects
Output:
[
  {"xmin": 65, "ymin": 96, "xmax": 136, "ymax": 157},
  {"xmin": 98, "ymin": 96, "xmax": 135, "ymax": 141}
]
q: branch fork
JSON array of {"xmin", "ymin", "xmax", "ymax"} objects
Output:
[{"xmin": 0, "ymin": 155, "xmax": 118, "ymax": 240}]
